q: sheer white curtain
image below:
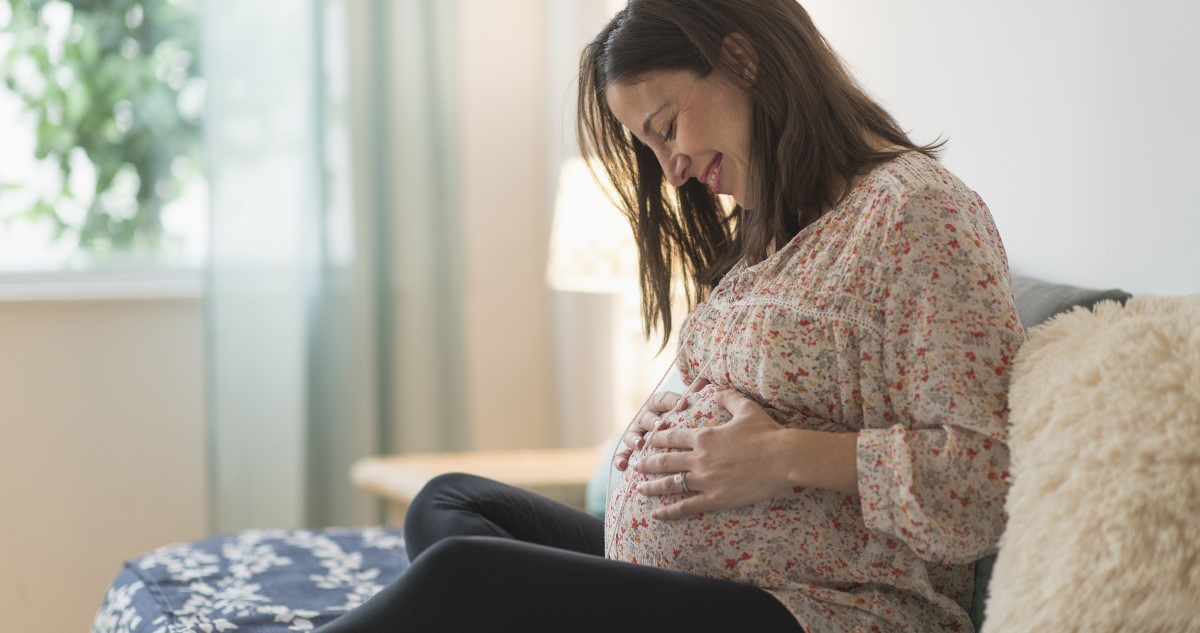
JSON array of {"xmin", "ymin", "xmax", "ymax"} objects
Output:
[{"xmin": 203, "ymin": 0, "xmax": 464, "ymax": 532}]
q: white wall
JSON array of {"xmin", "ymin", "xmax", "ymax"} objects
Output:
[
  {"xmin": 456, "ymin": 0, "xmax": 560, "ymax": 450},
  {"xmin": 0, "ymin": 295, "xmax": 207, "ymax": 633},
  {"xmin": 803, "ymin": 0, "xmax": 1199, "ymax": 296}
]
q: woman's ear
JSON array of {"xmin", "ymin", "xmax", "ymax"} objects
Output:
[{"xmin": 721, "ymin": 32, "xmax": 758, "ymax": 82}]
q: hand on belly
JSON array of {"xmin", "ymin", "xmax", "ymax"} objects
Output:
[{"xmin": 605, "ymin": 384, "xmax": 812, "ymax": 582}]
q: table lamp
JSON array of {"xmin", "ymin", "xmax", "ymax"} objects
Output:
[{"xmin": 545, "ymin": 156, "xmax": 637, "ymax": 294}]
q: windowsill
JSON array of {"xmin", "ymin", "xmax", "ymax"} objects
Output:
[{"xmin": 0, "ymin": 269, "xmax": 205, "ymax": 302}]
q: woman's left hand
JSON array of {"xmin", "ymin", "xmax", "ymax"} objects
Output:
[{"xmin": 633, "ymin": 386, "xmax": 797, "ymax": 521}]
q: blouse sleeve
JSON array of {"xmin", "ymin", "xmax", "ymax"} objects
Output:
[{"xmin": 856, "ymin": 182, "xmax": 1025, "ymax": 564}]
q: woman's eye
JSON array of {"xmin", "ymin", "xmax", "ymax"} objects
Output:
[{"xmin": 665, "ymin": 123, "xmax": 676, "ymax": 142}]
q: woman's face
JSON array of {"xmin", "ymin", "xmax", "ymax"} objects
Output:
[{"xmin": 606, "ymin": 69, "xmax": 755, "ymax": 208}]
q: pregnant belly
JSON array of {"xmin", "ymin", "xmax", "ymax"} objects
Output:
[{"xmin": 604, "ymin": 384, "xmax": 839, "ymax": 586}]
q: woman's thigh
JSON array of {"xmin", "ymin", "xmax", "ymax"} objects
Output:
[
  {"xmin": 316, "ymin": 536, "xmax": 804, "ymax": 633},
  {"xmin": 403, "ymin": 472, "xmax": 605, "ymax": 559}
]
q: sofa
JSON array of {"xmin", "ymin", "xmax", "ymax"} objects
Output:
[{"xmin": 91, "ymin": 275, "xmax": 1142, "ymax": 633}]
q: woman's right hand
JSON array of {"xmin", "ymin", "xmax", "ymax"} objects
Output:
[{"xmin": 613, "ymin": 377, "xmax": 710, "ymax": 471}]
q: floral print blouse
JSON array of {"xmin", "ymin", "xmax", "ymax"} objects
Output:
[{"xmin": 606, "ymin": 152, "xmax": 1024, "ymax": 633}]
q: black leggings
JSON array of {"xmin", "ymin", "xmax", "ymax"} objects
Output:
[{"xmin": 314, "ymin": 473, "xmax": 804, "ymax": 633}]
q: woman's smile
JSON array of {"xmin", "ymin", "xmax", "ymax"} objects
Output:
[{"xmin": 702, "ymin": 153, "xmax": 725, "ymax": 194}]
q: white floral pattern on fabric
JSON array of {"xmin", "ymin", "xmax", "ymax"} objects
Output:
[
  {"xmin": 258, "ymin": 606, "xmax": 322, "ymax": 632},
  {"xmin": 280, "ymin": 531, "xmax": 387, "ymax": 611},
  {"xmin": 93, "ymin": 581, "xmax": 151, "ymax": 633},
  {"xmin": 607, "ymin": 152, "xmax": 1024, "ymax": 633},
  {"xmin": 91, "ymin": 528, "xmax": 408, "ymax": 633}
]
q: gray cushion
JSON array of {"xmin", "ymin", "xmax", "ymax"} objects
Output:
[
  {"xmin": 970, "ymin": 553, "xmax": 998, "ymax": 630},
  {"xmin": 1012, "ymin": 274, "xmax": 1132, "ymax": 329}
]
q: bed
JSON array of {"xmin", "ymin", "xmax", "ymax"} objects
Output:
[{"xmin": 91, "ymin": 527, "xmax": 408, "ymax": 633}]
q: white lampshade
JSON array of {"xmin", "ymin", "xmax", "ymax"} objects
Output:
[{"xmin": 546, "ymin": 157, "xmax": 638, "ymax": 293}]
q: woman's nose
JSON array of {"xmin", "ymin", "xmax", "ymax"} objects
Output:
[{"xmin": 660, "ymin": 151, "xmax": 689, "ymax": 188}]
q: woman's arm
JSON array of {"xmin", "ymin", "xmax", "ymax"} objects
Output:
[{"xmin": 854, "ymin": 182, "xmax": 1023, "ymax": 563}]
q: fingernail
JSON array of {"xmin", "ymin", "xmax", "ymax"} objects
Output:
[
  {"xmin": 635, "ymin": 437, "xmax": 645, "ymax": 449},
  {"xmin": 616, "ymin": 458, "xmax": 627, "ymax": 471}
]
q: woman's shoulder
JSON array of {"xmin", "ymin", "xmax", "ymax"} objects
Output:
[
  {"xmin": 862, "ymin": 151, "xmax": 971, "ymax": 201},
  {"xmin": 850, "ymin": 151, "xmax": 983, "ymax": 222}
]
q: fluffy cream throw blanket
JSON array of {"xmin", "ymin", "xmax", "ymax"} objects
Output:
[{"xmin": 983, "ymin": 296, "xmax": 1200, "ymax": 632}]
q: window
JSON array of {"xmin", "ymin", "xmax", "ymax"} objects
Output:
[{"xmin": 0, "ymin": 0, "xmax": 205, "ymax": 271}]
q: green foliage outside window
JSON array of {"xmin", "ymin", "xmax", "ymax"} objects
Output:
[{"xmin": 0, "ymin": 0, "xmax": 201, "ymax": 255}]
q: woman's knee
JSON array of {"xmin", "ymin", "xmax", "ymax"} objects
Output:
[
  {"xmin": 408, "ymin": 472, "xmax": 480, "ymax": 513},
  {"xmin": 403, "ymin": 473, "xmax": 495, "ymax": 557},
  {"xmin": 424, "ymin": 535, "xmax": 497, "ymax": 562},
  {"xmin": 405, "ymin": 536, "xmax": 510, "ymax": 589},
  {"xmin": 328, "ymin": 537, "xmax": 510, "ymax": 630}
]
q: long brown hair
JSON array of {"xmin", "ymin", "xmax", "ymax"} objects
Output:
[{"xmin": 578, "ymin": 0, "xmax": 942, "ymax": 348}]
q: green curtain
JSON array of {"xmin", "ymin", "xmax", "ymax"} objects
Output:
[{"xmin": 203, "ymin": 0, "xmax": 465, "ymax": 532}]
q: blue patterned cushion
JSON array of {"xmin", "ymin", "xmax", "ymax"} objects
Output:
[{"xmin": 91, "ymin": 527, "xmax": 409, "ymax": 633}]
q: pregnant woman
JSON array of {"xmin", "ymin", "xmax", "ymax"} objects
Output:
[{"xmin": 316, "ymin": 0, "xmax": 1023, "ymax": 631}]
